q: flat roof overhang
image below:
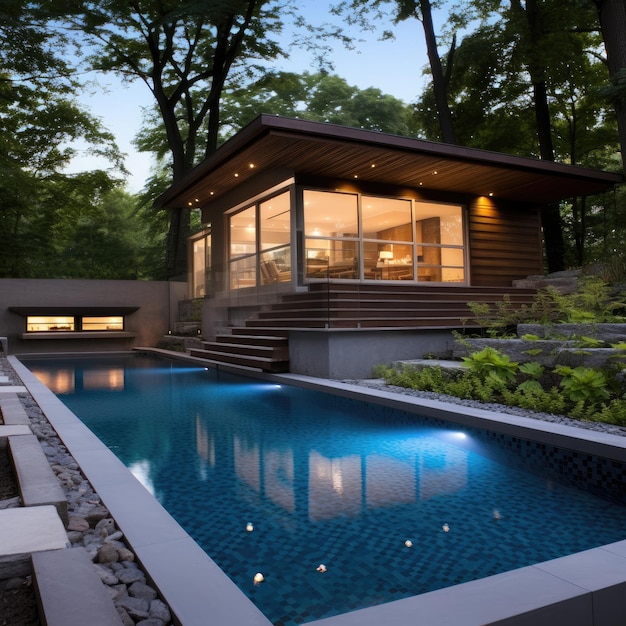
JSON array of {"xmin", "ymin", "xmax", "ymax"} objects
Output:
[
  {"xmin": 10, "ymin": 307, "xmax": 140, "ymax": 316},
  {"xmin": 155, "ymin": 115, "xmax": 624, "ymax": 209}
]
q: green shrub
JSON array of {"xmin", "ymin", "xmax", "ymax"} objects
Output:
[
  {"xmin": 592, "ymin": 400, "xmax": 626, "ymax": 426},
  {"xmin": 553, "ymin": 365, "xmax": 612, "ymax": 404},
  {"xmin": 462, "ymin": 347, "xmax": 518, "ymax": 384},
  {"xmin": 500, "ymin": 386, "xmax": 567, "ymax": 414}
]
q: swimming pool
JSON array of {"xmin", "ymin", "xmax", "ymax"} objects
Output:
[{"xmin": 22, "ymin": 353, "xmax": 626, "ymax": 625}]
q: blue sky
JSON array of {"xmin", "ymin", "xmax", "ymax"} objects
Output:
[{"xmin": 72, "ymin": 2, "xmax": 432, "ymax": 192}]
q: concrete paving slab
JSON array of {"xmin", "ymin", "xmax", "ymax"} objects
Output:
[
  {"xmin": 9, "ymin": 434, "xmax": 68, "ymax": 524},
  {"xmin": 0, "ymin": 506, "xmax": 67, "ymax": 556},
  {"xmin": 0, "ymin": 425, "xmax": 31, "ymax": 438},
  {"xmin": 0, "ymin": 385, "xmax": 26, "ymax": 394},
  {"xmin": 0, "ymin": 394, "xmax": 31, "ymax": 424},
  {"xmin": 33, "ymin": 547, "xmax": 123, "ymax": 626}
]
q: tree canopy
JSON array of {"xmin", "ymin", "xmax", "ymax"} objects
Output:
[{"xmin": 0, "ymin": 0, "xmax": 624, "ymax": 279}]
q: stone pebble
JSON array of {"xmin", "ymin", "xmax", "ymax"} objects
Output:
[{"xmin": 1, "ymin": 357, "xmax": 175, "ymax": 626}]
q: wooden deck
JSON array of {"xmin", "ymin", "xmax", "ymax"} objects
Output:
[{"xmin": 189, "ymin": 283, "xmax": 537, "ymax": 372}]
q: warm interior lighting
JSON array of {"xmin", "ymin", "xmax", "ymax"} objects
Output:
[
  {"xmin": 379, "ymin": 251, "xmax": 393, "ymax": 260},
  {"xmin": 488, "ymin": 192, "xmax": 494, "ymax": 197},
  {"xmin": 249, "ymin": 163, "xmax": 255, "ymax": 169},
  {"xmin": 27, "ymin": 316, "xmax": 74, "ymax": 332}
]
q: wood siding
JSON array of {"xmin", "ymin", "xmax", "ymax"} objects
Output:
[{"xmin": 468, "ymin": 197, "xmax": 543, "ymax": 286}]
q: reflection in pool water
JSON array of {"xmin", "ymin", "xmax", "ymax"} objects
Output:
[{"xmin": 23, "ymin": 354, "xmax": 626, "ymax": 626}]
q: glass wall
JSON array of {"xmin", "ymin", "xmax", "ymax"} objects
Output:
[
  {"xmin": 193, "ymin": 185, "xmax": 465, "ymax": 293},
  {"xmin": 229, "ymin": 191, "xmax": 291, "ymax": 290},
  {"xmin": 304, "ymin": 191, "xmax": 359, "ymax": 279},
  {"xmin": 259, "ymin": 193, "xmax": 291, "ymax": 285},
  {"xmin": 303, "ymin": 190, "xmax": 465, "ymax": 283},
  {"xmin": 190, "ymin": 229, "xmax": 211, "ymax": 297}
]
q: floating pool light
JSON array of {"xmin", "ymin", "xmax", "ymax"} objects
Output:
[
  {"xmin": 404, "ymin": 540, "xmax": 413, "ymax": 548},
  {"xmin": 442, "ymin": 523, "xmax": 450, "ymax": 533},
  {"xmin": 253, "ymin": 572, "xmax": 265, "ymax": 584},
  {"xmin": 246, "ymin": 522, "xmax": 254, "ymax": 532},
  {"xmin": 316, "ymin": 564, "xmax": 327, "ymax": 573}
]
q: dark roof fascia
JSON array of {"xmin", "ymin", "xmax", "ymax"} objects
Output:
[
  {"xmin": 155, "ymin": 114, "xmax": 624, "ymax": 207},
  {"xmin": 10, "ymin": 307, "xmax": 140, "ymax": 316},
  {"xmin": 154, "ymin": 115, "xmax": 274, "ymax": 208}
]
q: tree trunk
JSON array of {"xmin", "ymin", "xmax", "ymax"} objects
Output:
[
  {"xmin": 520, "ymin": 0, "xmax": 565, "ymax": 272},
  {"xmin": 596, "ymin": 0, "xmax": 626, "ymax": 176},
  {"xmin": 419, "ymin": 0, "xmax": 456, "ymax": 144}
]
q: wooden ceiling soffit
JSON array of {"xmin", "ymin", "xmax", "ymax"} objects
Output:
[{"xmin": 156, "ymin": 116, "xmax": 623, "ymax": 209}]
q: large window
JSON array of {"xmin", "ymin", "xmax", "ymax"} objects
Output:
[
  {"xmin": 414, "ymin": 202, "xmax": 465, "ymax": 282},
  {"xmin": 303, "ymin": 190, "xmax": 465, "ymax": 283},
  {"xmin": 362, "ymin": 196, "xmax": 414, "ymax": 280},
  {"xmin": 229, "ymin": 191, "xmax": 291, "ymax": 290},
  {"xmin": 190, "ymin": 229, "xmax": 211, "ymax": 298},
  {"xmin": 304, "ymin": 191, "xmax": 359, "ymax": 279}
]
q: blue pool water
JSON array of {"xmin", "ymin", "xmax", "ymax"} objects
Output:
[{"xmin": 23, "ymin": 354, "xmax": 626, "ymax": 625}]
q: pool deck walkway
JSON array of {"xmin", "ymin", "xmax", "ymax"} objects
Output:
[{"xmin": 6, "ymin": 352, "xmax": 626, "ymax": 626}]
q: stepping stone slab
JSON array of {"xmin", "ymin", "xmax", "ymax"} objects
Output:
[
  {"xmin": 0, "ymin": 394, "xmax": 31, "ymax": 425},
  {"xmin": 0, "ymin": 505, "xmax": 68, "ymax": 579},
  {"xmin": 0, "ymin": 425, "xmax": 31, "ymax": 448},
  {"xmin": 33, "ymin": 547, "xmax": 124, "ymax": 626},
  {"xmin": 9, "ymin": 434, "xmax": 68, "ymax": 524},
  {"xmin": 0, "ymin": 386, "xmax": 26, "ymax": 394}
]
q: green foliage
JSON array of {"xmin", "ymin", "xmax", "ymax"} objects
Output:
[
  {"xmin": 221, "ymin": 71, "xmax": 415, "ymax": 138},
  {"xmin": 592, "ymin": 401, "xmax": 626, "ymax": 427},
  {"xmin": 500, "ymin": 385, "xmax": 567, "ymax": 415},
  {"xmin": 519, "ymin": 361, "xmax": 545, "ymax": 379},
  {"xmin": 553, "ymin": 365, "xmax": 612, "ymax": 404},
  {"xmin": 573, "ymin": 336, "xmax": 605, "ymax": 349},
  {"xmin": 462, "ymin": 347, "xmax": 519, "ymax": 384},
  {"xmin": 466, "ymin": 277, "xmax": 626, "ymax": 336},
  {"xmin": 377, "ymin": 350, "xmax": 624, "ymax": 427}
]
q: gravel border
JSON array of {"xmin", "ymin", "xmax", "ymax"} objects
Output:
[
  {"xmin": 337, "ymin": 378, "xmax": 626, "ymax": 437},
  {"xmin": 0, "ymin": 353, "xmax": 174, "ymax": 626}
]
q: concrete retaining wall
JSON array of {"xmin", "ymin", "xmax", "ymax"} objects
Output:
[{"xmin": 0, "ymin": 278, "xmax": 187, "ymax": 355}]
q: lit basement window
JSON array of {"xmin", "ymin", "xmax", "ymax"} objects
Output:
[
  {"xmin": 27, "ymin": 316, "xmax": 75, "ymax": 332},
  {"xmin": 81, "ymin": 316, "xmax": 124, "ymax": 331}
]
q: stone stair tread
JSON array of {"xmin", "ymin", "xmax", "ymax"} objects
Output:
[{"xmin": 191, "ymin": 348, "xmax": 284, "ymax": 362}]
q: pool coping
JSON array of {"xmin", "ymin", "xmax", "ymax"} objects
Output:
[{"xmin": 10, "ymin": 352, "xmax": 626, "ymax": 626}]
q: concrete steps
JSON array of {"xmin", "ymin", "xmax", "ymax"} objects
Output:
[
  {"xmin": 189, "ymin": 331, "xmax": 289, "ymax": 372},
  {"xmin": 186, "ymin": 284, "xmax": 535, "ymax": 372}
]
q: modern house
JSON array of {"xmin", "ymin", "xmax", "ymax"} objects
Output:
[{"xmin": 155, "ymin": 115, "xmax": 624, "ymax": 378}]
